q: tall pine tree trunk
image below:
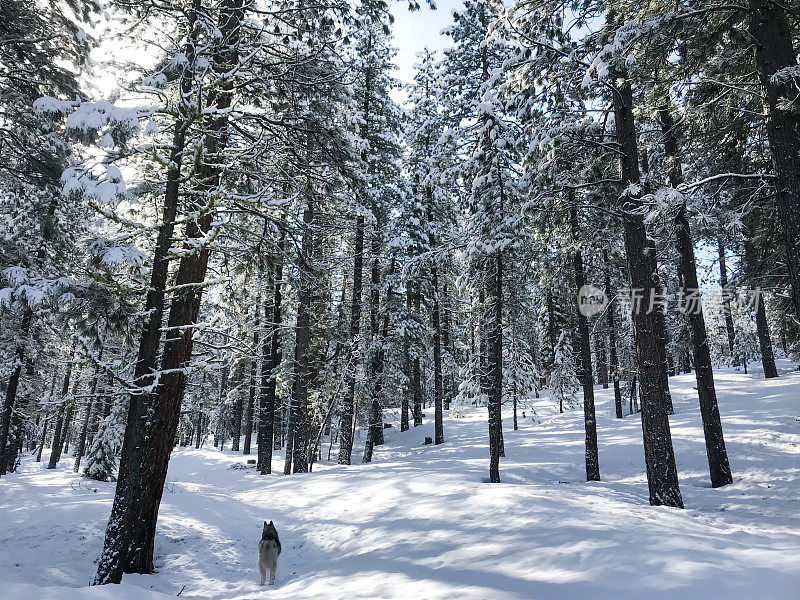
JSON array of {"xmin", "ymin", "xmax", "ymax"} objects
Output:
[
  {"xmin": 258, "ymin": 237, "xmax": 283, "ymax": 474},
  {"xmin": 754, "ymin": 291, "xmax": 778, "ymax": 378},
  {"xmin": 546, "ymin": 290, "xmax": 558, "ymax": 388},
  {"xmin": 427, "ymin": 199, "xmax": 445, "ymax": 446},
  {"xmin": 47, "ymin": 357, "xmax": 74, "ymax": 469},
  {"xmin": 74, "ymin": 353, "xmax": 102, "ymax": 473},
  {"xmin": 742, "ymin": 227, "xmax": 778, "ymax": 378},
  {"xmin": 401, "ymin": 285, "xmax": 412, "ymax": 432},
  {"xmin": 290, "ymin": 207, "xmax": 313, "ymax": 473},
  {"xmin": 571, "ymin": 206, "xmax": 600, "ymax": 481},
  {"xmin": 604, "ymin": 252, "xmax": 623, "ymax": 418},
  {"xmin": 243, "ymin": 298, "xmax": 261, "ymax": 455},
  {"xmin": 0, "ymin": 311, "xmax": 31, "ymax": 475},
  {"xmin": 613, "ymin": 73, "xmax": 683, "ymax": 508},
  {"xmin": 596, "ymin": 333, "xmax": 609, "ymax": 389},
  {"xmin": 338, "ymin": 210, "xmax": 364, "ymax": 465},
  {"xmin": 748, "ymin": 0, "xmax": 800, "ymax": 319},
  {"xmin": 412, "ymin": 285, "xmax": 423, "ymax": 426},
  {"xmin": 363, "ymin": 259, "xmax": 396, "ymax": 462},
  {"xmin": 431, "ymin": 265, "xmax": 444, "ymax": 445},
  {"xmin": 98, "ymin": 0, "xmax": 244, "ymax": 580},
  {"xmin": 368, "ymin": 236, "xmax": 385, "ymax": 447},
  {"xmin": 442, "ymin": 285, "xmax": 455, "ymax": 410},
  {"xmin": 94, "ymin": 1, "xmax": 201, "ymax": 584},
  {"xmin": 717, "ymin": 239, "xmax": 737, "ymax": 360},
  {"xmin": 660, "ymin": 105, "xmax": 732, "ymax": 488},
  {"xmin": 215, "ymin": 354, "xmax": 229, "ymax": 448},
  {"xmin": 486, "ymin": 255, "xmax": 502, "ymax": 483}
]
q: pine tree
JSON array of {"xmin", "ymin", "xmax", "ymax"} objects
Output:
[
  {"xmin": 84, "ymin": 396, "xmax": 127, "ymax": 482},
  {"xmin": 549, "ymin": 332, "xmax": 580, "ymax": 414}
]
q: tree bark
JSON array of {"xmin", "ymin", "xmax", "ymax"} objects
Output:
[
  {"xmin": 571, "ymin": 206, "xmax": 600, "ymax": 482},
  {"xmin": 743, "ymin": 235, "xmax": 779, "ymax": 378},
  {"xmin": 486, "ymin": 255, "xmax": 502, "ymax": 483},
  {"xmin": 431, "ymin": 265, "xmax": 444, "ymax": 445},
  {"xmin": 258, "ymin": 237, "xmax": 283, "ymax": 474},
  {"xmin": 755, "ymin": 291, "xmax": 778, "ymax": 378},
  {"xmin": 100, "ymin": 0, "xmax": 244, "ymax": 578},
  {"xmin": 442, "ymin": 285, "xmax": 455, "ymax": 410},
  {"xmin": 289, "ymin": 174, "xmax": 315, "ymax": 474},
  {"xmin": 74, "ymin": 352, "xmax": 102, "ymax": 473},
  {"xmin": 546, "ymin": 290, "xmax": 558, "ymax": 387},
  {"xmin": 717, "ymin": 239, "xmax": 737, "ymax": 360},
  {"xmin": 0, "ymin": 311, "xmax": 31, "ymax": 475},
  {"xmin": 215, "ymin": 354, "xmax": 229, "ymax": 448},
  {"xmin": 613, "ymin": 72, "xmax": 683, "ymax": 508},
  {"xmin": 401, "ymin": 285, "xmax": 412, "ymax": 432},
  {"xmin": 47, "ymin": 358, "xmax": 74, "ymax": 469},
  {"xmin": 660, "ymin": 105, "xmax": 732, "ymax": 488},
  {"xmin": 363, "ymin": 258, "xmax": 396, "ymax": 462},
  {"xmin": 367, "ymin": 235, "xmax": 385, "ymax": 447},
  {"xmin": 243, "ymin": 298, "xmax": 261, "ymax": 455},
  {"xmin": 426, "ymin": 198, "xmax": 445, "ymax": 446},
  {"xmin": 412, "ymin": 285, "xmax": 423, "ymax": 427},
  {"xmin": 748, "ymin": 0, "xmax": 800, "ymax": 319},
  {"xmin": 596, "ymin": 332, "xmax": 609, "ymax": 389},
  {"xmin": 94, "ymin": 1, "xmax": 202, "ymax": 585},
  {"xmin": 338, "ymin": 212, "xmax": 363, "ymax": 465}
]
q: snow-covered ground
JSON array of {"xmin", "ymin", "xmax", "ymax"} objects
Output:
[{"xmin": 2, "ymin": 362, "xmax": 799, "ymax": 599}]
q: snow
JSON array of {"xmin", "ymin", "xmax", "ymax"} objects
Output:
[{"xmin": 2, "ymin": 363, "xmax": 799, "ymax": 599}]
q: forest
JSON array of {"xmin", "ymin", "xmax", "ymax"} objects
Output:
[{"xmin": 1, "ymin": 0, "xmax": 800, "ymax": 598}]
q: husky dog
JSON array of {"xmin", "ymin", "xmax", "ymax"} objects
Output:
[{"xmin": 258, "ymin": 520, "xmax": 281, "ymax": 585}]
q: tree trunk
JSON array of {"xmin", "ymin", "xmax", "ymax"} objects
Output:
[
  {"xmin": 743, "ymin": 235, "xmax": 779, "ymax": 378},
  {"xmin": 748, "ymin": 0, "xmax": 800, "ymax": 318},
  {"xmin": 258, "ymin": 237, "xmax": 283, "ymax": 474},
  {"xmin": 613, "ymin": 72, "xmax": 683, "ymax": 508},
  {"xmin": 94, "ymin": 1, "xmax": 202, "ymax": 585},
  {"xmin": 571, "ymin": 206, "xmax": 600, "ymax": 482},
  {"xmin": 231, "ymin": 388, "xmax": 243, "ymax": 451},
  {"xmin": 659, "ymin": 105, "xmax": 733, "ymax": 488},
  {"xmin": 442, "ymin": 285, "xmax": 454, "ymax": 410},
  {"xmin": 717, "ymin": 239, "xmax": 737, "ymax": 360},
  {"xmin": 47, "ymin": 358, "xmax": 75, "ymax": 469},
  {"xmin": 194, "ymin": 403, "xmax": 203, "ymax": 450},
  {"xmin": 431, "ymin": 265, "xmax": 444, "ymax": 445},
  {"xmin": 677, "ymin": 210, "xmax": 734, "ymax": 487},
  {"xmin": 36, "ymin": 414, "xmax": 48, "ymax": 462},
  {"xmin": 486, "ymin": 255, "xmax": 502, "ymax": 483},
  {"xmin": 0, "ymin": 310, "xmax": 32, "ymax": 475},
  {"xmin": 215, "ymin": 354, "xmax": 229, "ymax": 448},
  {"xmin": 368, "ymin": 236, "xmax": 385, "ymax": 447},
  {"xmin": 426, "ymin": 198, "xmax": 445, "ymax": 446},
  {"xmin": 546, "ymin": 290, "xmax": 558, "ymax": 383},
  {"xmin": 596, "ymin": 332, "xmax": 609, "ymax": 389},
  {"xmin": 412, "ymin": 285, "xmax": 423, "ymax": 427},
  {"xmin": 243, "ymin": 298, "xmax": 261, "ymax": 455},
  {"xmin": 338, "ymin": 210, "xmax": 363, "ymax": 466},
  {"xmin": 74, "ymin": 353, "xmax": 103, "ymax": 473},
  {"xmin": 755, "ymin": 292, "xmax": 778, "ymax": 378},
  {"xmin": 99, "ymin": 0, "xmax": 244, "ymax": 579},
  {"xmin": 289, "ymin": 177, "xmax": 315, "ymax": 474},
  {"xmin": 401, "ymin": 285, "xmax": 412, "ymax": 432},
  {"xmin": 363, "ymin": 258, "xmax": 396, "ymax": 462},
  {"xmin": 512, "ymin": 380, "xmax": 518, "ymax": 431}
]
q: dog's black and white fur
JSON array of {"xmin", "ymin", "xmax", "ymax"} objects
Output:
[{"xmin": 258, "ymin": 520, "xmax": 281, "ymax": 585}]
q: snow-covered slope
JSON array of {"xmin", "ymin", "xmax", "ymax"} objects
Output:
[{"xmin": 1, "ymin": 363, "xmax": 799, "ymax": 599}]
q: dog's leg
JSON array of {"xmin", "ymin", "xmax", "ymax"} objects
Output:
[
  {"xmin": 259, "ymin": 563, "xmax": 266, "ymax": 585},
  {"xmin": 269, "ymin": 562, "xmax": 276, "ymax": 585}
]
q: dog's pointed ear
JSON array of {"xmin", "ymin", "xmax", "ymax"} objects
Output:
[
  {"xmin": 264, "ymin": 521, "xmax": 268, "ymax": 527},
  {"xmin": 269, "ymin": 520, "xmax": 273, "ymax": 525}
]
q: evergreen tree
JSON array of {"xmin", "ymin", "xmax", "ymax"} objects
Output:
[{"xmin": 548, "ymin": 332, "xmax": 580, "ymax": 414}]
